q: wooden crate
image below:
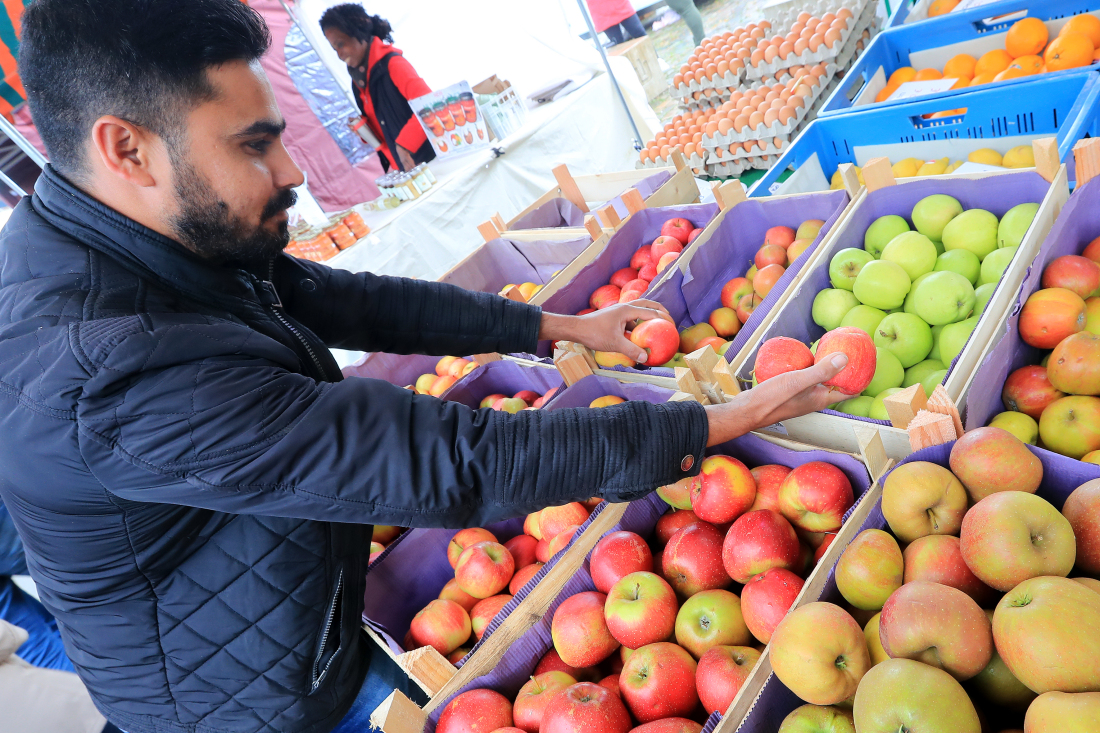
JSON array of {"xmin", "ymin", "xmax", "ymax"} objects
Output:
[{"xmin": 608, "ymin": 35, "xmax": 664, "ymax": 101}]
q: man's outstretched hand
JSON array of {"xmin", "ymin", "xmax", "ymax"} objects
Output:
[{"xmin": 539, "ymin": 302, "xmax": 673, "ymax": 364}]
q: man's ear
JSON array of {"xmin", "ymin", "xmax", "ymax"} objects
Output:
[{"xmin": 89, "ymin": 115, "xmax": 161, "ymax": 188}]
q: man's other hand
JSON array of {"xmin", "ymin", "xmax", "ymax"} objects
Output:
[{"xmin": 539, "ymin": 301, "xmax": 673, "ymax": 364}]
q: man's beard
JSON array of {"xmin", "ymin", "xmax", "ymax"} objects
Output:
[{"xmin": 169, "ymin": 158, "xmax": 297, "ymax": 265}]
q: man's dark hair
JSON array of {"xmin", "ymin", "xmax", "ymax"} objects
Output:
[
  {"xmin": 19, "ymin": 0, "xmax": 271, "ymax": 177},
  {"xmin": 320, "ymin": 4, "xmax": 393, "ymax": 44}
]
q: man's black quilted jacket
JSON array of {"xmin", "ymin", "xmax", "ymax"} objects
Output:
[{"xmin": 0, "ymin": 166, "xmax": 708, "ymax": 733}]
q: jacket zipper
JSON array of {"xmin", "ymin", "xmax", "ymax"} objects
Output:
[
  {"xmin": 263, "ymin": 261, "xmax": 326, "ymax": 379},
  {"xmin": 311, "ymin": 567, "xmax": 344, "ymax": 692}
]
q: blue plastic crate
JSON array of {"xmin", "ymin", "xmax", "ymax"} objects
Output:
[
  {"xmin": 820, "ymin": 0, "xmax": 1100, "ymax": 118},
  {"xmin": 886, "ymin": 0, "xmax": 1033, "ymax": 29},
  {"xmin": 749, "ymin": 70, "xmax": 1100, "ymax": 197}
]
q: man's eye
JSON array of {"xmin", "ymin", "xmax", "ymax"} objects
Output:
[{"xmin": 248, "ymin": 140, "xmax": 271, "ymax": 153}]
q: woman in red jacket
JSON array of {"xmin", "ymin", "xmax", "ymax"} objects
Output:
[{"xmin": 321, "ymin": 5, "xmax": 436, "ymax": 172}]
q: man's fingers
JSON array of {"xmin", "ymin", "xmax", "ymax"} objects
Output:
[
  {"xmin": 621, "ymin": 301, "xmax": 674, "ymax": 323},
  {"xmin": 782, "ymin": 354, "xmax": 848, "ymax": 394},
  {"xmin": 616, "ymin": 336, "xmax": 649, "ymax": 364}
]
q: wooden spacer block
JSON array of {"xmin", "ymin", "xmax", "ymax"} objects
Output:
[
  {"xmin": 711, "ymin": 359, "xmax": 741, "ymax": 399},
  {"xmin": 597, "ymin": 204, "xmax": 622, "ymax": 228},
  {"xmin": 584, "ymin": 215, "xmax": 604, "ymax": 240},
  {"xmin": 1032, "ymin": 137, "xmax": 1060, "ymax": 183},
  {"xmin": 477, "ymin": 219, "xmax": 501, "ymax": 243},
  {"xmin": 883, "ymin": 383, "xmax": 928, "ymax": 429},
  {"xmin": 370, "ymin": 690, "xmax": 427, "ymax": 733},
  {"xmin": 715, "ymin": 179, "xmax": 747, "ymax": 210},
  {"xmin": 670, "ymin": 146, "xmax": 688, "ymax": 172},
  {"xmin": 862, "ymin": 157, "xmax": 896, "ymax": 193},
  {"xmin": 555, "ymin": 351, "xmax": 594, "ymax": 386},
  {"xmin": 684, "ymin": 345, "xmax": 722, "ymax": 385},
  {"xmin": 490, "ymin": 212, "xmax": 507, "ymax": 232},
  {"xmin": 674, "ymin": 367, "xmax": 710, "ymax": 404},
  {"xmin": 837, "ymin": 163, "xmax": 862, "ymax": 197},
  {"xmin": 927, "ymin": 385, "xmax": 964, "ymax": 439},
  {"xmin": 907, "ymin": 410, "xmax": 957, "ymax": 452},
  {"xmin": 396, "ymin": 646, "xmax": 457, "ymax": 698},
  {"xmin": 472, "ymin": 353, "xmax": 502, "ymax": 365},
  {"xmin": 552, "ymin": 163, "xmax": 590, "ymax": 213},
  {"xmin": 621, "ymin": 188, "xmax": 646, "ymax": 214},
  {"xmin": 1075, "ymin": 138, "xmax": 1100, "ymax": 188},
  {"xmin": 500, "ymin": 284, "xmax": 527, "ymax": 303},
  {"xmin": 668, "ymin": 391, "xmax": 699, "ymax": 402},
  {"xmin": 852, "ymin": 426, "xmax": 889, "ymax": 484}
]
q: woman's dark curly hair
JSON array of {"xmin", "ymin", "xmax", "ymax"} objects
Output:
[{"xmin": 319, "ymin": 4, "xmax": 393, "ymax": 43}]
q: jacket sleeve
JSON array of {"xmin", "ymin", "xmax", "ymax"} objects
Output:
[
  {"xmin": 73, "ymin": 318, "xmax": 708, "ymax": 528},
  {"xmin": 273, "ymin": 254, "xmax": 543, "ymax": 356},
  {"xmin": 388, "ymin": 55, "xmax": 432, "ymax": 152}
]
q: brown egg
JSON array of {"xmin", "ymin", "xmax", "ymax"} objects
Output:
[
  {"xmin": 684, "ymin": 70, "xmax": 696, "ymax": 84},
  {"xmin": 748, "ymin": 110, "xmax": 765, "ymax": 128},
  {"xmin": 658, "ymin": 145, "xmax": 670, "ymax": 159},
  {"xmin": 770, "ymin": 97, "xmax": 785, "ymax": 111},
  {"xmin": 797, "ymin": 11, "xmax": 811, "ymax": 23},
  {"xmin": 778, "ymin": 105, "xmax": 796, "ymax": 124},
  {"xmin": 824, "ymin": 28, "xmax": 841, "ymax": 47},
  {"xmin": 693, "ymin": 91, "xmax": 703, "ymax": 100},
  {"xmin": 807, "ymin": 33, "xmax": 824, "ymax": 52},
  {"xmin": 680, "ymin": 64, "xmax": 691, "ymax": 74},
  {"xmin": 764, "ymin": 44, "xmax": 779, "ymax": 63},
  {"xmin": 750, "ymin": 27, "xmax": 765, "ymax": 40},
  {"xmin": 717, "ymin": 60, "xmax": 730, "ymax": 76},
  {"xmin": 790, "ymin": 95, "xmax": 806, "ymax": 110},
  {"xmin": 703, "ymin": 63, "xmax": 718, "ymax": 79},
  {"xmin": 737, "ymin": 47, "xmax": 752, "ymax": 61},
  {"xmin": 673, "ymin": 73, "xmax": 684, "ymax": 86},
  {"xmin": 779, "ymin": 41, "xmax": 795, "ymax": 59},
  {"xmin": 831, "ymin": 17, "xmax": 847, "ymax": 33},
  {"xmin": 717, "ymin": 118, "xmax": 734, "ymax": 135},
  {"xmin": 837, "ymin": 7, "xmax": 853, "ymax": 20},
  {"xmin": 794, "ymin": 38, "xmax": 809, "ymax": 56},
  {"xmin": 713, "ymin": 146, "xmax": 724, "ymax": 158},
  {"xmin": 703, "ymin": 121, "xmax": 719, "ymax": 136},
  {"xmin": 764, "ymin": 90, "xmax": 780, "ymax": 103},
  {"xmin": 691, "ymin": 132, "xmax": 703, "ymax": 144},
  {"xmin": 812, "ymin": 63, "xmax": 828, "ymax": 77},
  {"xmin": 821, "ymin": 12, "xmax": 836, "ymax": 25},
  {"xmin": 730, "ymin": 114, "xmax": 748, "ymax": 132},
  {"xmin": 683, "ymin": 142, "xmax": 697, "ymax": 156},
  {"xmin": 763, "ymin": 108, "xmax": 779, "ymax": 126},
  {"xmin": 804, "ymin": 17, "xmax": 820, "ymax": 33},
  {"xmin": 791, "ymin": 22, "xmax": 805, "ymax": 36},
  {"xmin": 750, "ymin": 48, "xmax": 765, "ymax": 64},
  {"xmin": 655, "ymin": 135, "xmax": 669, "ymax": 147},
  {"xmin": 772, "ymin": 81, "xmax": 786, "ymax": 93},
  {"xmin": 759, "ymin": 19, "xmax": 772, "ymax": 30},
  {"xmin": 729, "ymin": 90, "xmax": 744, "ymax": 104},
  {"xmin": 779, "ymin": 89, "xmax": 793, "ymax": 101}
]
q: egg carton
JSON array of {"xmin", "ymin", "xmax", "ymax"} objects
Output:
[
  {"xmin": 747, "ymin": 154, "xmax": 782, "ymax": 170},
  {"xmin": 745, "ymin": 0, "xmax": 877, "ymax": 80},
  {"xmin": 707, "ymin": 159, "xmax": 753, "ymax": 179},
  {"xmin": 671, "ymin": 68, "xmax": 745, "ymax": 100},
  {"xmin": 763, "ymin": 0, "xmax": 873, "ymax": 30},
  {"xmin": 706, "ymin": 135, "xmax": 789, "ymax": 164}
]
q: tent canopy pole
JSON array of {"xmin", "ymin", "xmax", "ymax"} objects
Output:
[{"xmin": 574, "ymin": 0, "xmax": 643, "ymax": 149}]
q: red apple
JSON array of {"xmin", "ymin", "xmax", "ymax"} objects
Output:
[
  {"xmin": 631, "ymin": 246, "xmax": 653, "ymax": 271},
  {"xmin": 480, "ymin": 393, "xmax": 507, "ymax": 409},
  {"xmin": 629, "ymin": 719, "xmax": 701, "ymax": 733},
  {"xmin": 455, "ymin": 541, "xmax": 516, "ymax": 599},
  {"xmin": 755, "ymin": 337, "xmax": 814, "ymax": 383},
  {"xmin": 605, "ymin": 571, "xmax": 678, "ymax": 648},
  {"xmin": 448, "ymin": 358, "xmax": 472, "ymax": 378},
  {"xmin": 695, "ymin": 645, "xmax": 762, "ymax": 715},
  {"xmin": 753, "ymin": 263, "xmax": 785, "ymax": 298},
  {"xmin": 524, "ymin": 511, "xmax": 543, "ymax": 540},
  {"xmin": 902, "ymin": 535, "xmax": 995, "ymax": 606},
  {"xmin": 504, "ymin": 534, "xmax": 539, "ymax": 570},
  {"xmin": 674, "ymin": 588, "xmax": 752, "ymax": 658},
  {"xmin": 656, "ymin": 251, "xmax": 679, "ymax": 274},
  {"xmin": 755, "ymin": 244, "xmax": 788, "ymax": 270},
  {"xmin": 949, "ymin": 426, "xmax": 1043, "ymax": 501},
  {"xmin": 736, "ymin": 293, "xmax": 760, "ymax": 324},
  {"xmin": 541, "ymin": 682, "xmax": 632, "ymax": 733},
  {"xmin": 1084, "ymin": 235, "xmax": 1100, "ymax": 264},
  {"xmin": 1019, "ymin": 288, "xmax": 1087, "ymax": 349},
  {"xmin": 721, "ymin": 510, "xmax": 801, "ymax": 584},
  {"xmin": 373, "ymin": 525, "xmax": 402, "ymax": 544},
  {"xmin": 448, "ymin": 647, "xmax": 471, "ymax": 664},
  {"xmin": 749, "ymin": 465, "xmax": 792, "ymax": 513},
  {"xmin": 471, "ymin": 594, "xmax": 512, "ymax": 640},
  {"xmin": 651, "ymin": 236, "xmax": 684, "ymax": 266},
  {"xmin": 687, "ymin": 227, "xmax": 705, "ymax": 244},
  {"xmin": 514, "ymin": 671, "xmax": 577, "ymax": 733},
  {"xmin": 439, "ymin": 577, "xmax": 480, "ymax": 612},
  {"xmin": 631, "ymin": 318, "xmax": 679, "ymax": 366},
  {"xmin": 620, "ymin": 277, "xmax": 650, "ymax": 297},
  {"xmin": 740, "ymin": 567, "xmax": 805, "ymax": 644},
  {"xmin": 409, "ymin": 599, "xmax": 472, "ymax": 656},
  {"xmin": 541, "ymin": 503, "xmax": 590, "ymax": 537},
  {"xmin": 437, "ymin": 688, "xmax": 513, "ymax": 733},
  {"xmin": 591, "ymin": 531, "xmax": 654, "ymax": 594},
  {"xmin": 815, "ymin": 327, "xmax": 876, "ymax": 395},
  {"xmin": 721, "ymin": 277, "xmax": 753, "ymax": 309},
  {"xmin": 661, "ymin": 217, "xmax": 694, "ymax": 245},
  {"xmin": 657, "ymin": 475, "xmax": 698, "ymax": 510},
  {"xmin": 813, "ymin": 533, "xmax": 836, "ymax": 563},
  {"xmin": 777, "ymin": 461, "xmax": 854, "ymax": 533},
  {"xmin": 619, "ymin": 642, "xmax": 699, "ymax": 722},
  {"xmin": 1002, "ymin": 365, "xmax": 1065, "ymax": 419},
  {"xmin": 638, "ymin": 262, "xmax": 658, "ymax": 282},
  {"xmin": 534, "ymin": 648, "xmax": 600, "ymax": 682},
  {"xmin": 1042, "ymin": 255, "xmax": 1100, "ymax": 299},
  {"xmin": 598, "ymin": 674, "xmax": 621, "ymax": 698},
  {"xmin": 591, "ymin": 284, "xmax": 623, "ymax": 310},
  {"xmin": 431, "ymin": 375, "xmax": 458, "ymax": 396},
  {"xmin": 708, "ymin": 307, "xmax": 741, "ymax": 339},
  {"xmin": 547, "ymin": 526, "xmax": 580, "ymax": 558},
  {"xmin": 552, "ymin": 591, "xmax": 620, "ymax": 667},
  {"xmin": 1048, "ymin": 331, "xmax": 1100, "ymax": 396},
  {"xmin": 1062, "ymin": 478, "xmax": 1100, "ymax": 575},
  {"xmin": 611, "ymin": 267, "xmax": 640, "ymax": 289},
  {"xmin": 690, "ymin": 455, "xmax": 756, "ymax": 523},
  {"xmin": 655, "ymin": 510, "xmax": 700, "ymax": 546},
  {"xmin": 696, "ymin": 336, "xmax": 728, "ymax": 352},
  {"xmin": 536, "ymin": 538, "xmax": 552, "ymax": 563},
  {"xmin": 494, "ymin": 396, "xmax": 527, "ymax": 413},
  {"xmin": 576, "ymin": 308, "xmax": 595, "ymax": 316},
  {"xmin": 514, "ymin": 389, "xmax": 541, "ymax": 405},
  {"xmin": 835, "ymin": 529, "xmax": 904, "ymax": 612},
  {"xmin": 509, "ymin": 562, "xmax": 544, "ymax": 595},
  {"xmin": 662, "ymin": 521, "xmax": 733, "ymax": 596},
  {"xmin": 449, "ymin": 528, "xmax": 498, "ymax": 568},
  {"xmin": 369, "ymin": 541, "xmax": 385, "ymax": 564},
  {"xmin": 765, "ymin": 225, "xmax": 797, "ymax": 249}
]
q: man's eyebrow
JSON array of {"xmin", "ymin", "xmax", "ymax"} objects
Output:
[{"xmin": 233, "ymin": 119, "xmax": 287, "ymax": 138}]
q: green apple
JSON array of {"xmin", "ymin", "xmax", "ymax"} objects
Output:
[
  {"xmin": 661, "ymin": 353, "xmax": 688, "ymax": 368},
  {"xmin": 972, "ymin": 282, "xmax": 997, "ymax": 317},
  {"xmin": 978, "ymin": 246, "xmax": 1017, "ymax": 287},
  {"xmin": 881, "ymin": 231, "xmax": 938, "ymax": 280},
  {"xmin": 835, "ymin": 396, "xmax": 874, "ymax": 417},
  {"xmin": 990, "ymin": 410, "xmax": 1039, "ymax": 445},
  {"xmin": 911, "ymin": 271, "xmax": 976, "ymax": 326},
  {"xmin": 869, "ymin": 388, "xmax": 904, "ymax": 420},
  {"xmin": 903, "ymin": 273, "xmax": 932, "ymax": 315},
  {"xmin": 921, "ymin": 369, "xmax": 948, "ymax": 397},
  {"xmin": 928, "ymin": 324, "xmax": 944, "ymax": 362},
  {"xmin": 840, "ymin": 304, "xmax": 887, "ymax": 338},
  {"xmin": 853, "ymin": 659, "xmax": 980, "ymax": 733},
  {"xmin": 863, "ymin": 348, "xmax": 904, "ymax": 396},
  {"xmin": 865, "ymin": 215, "xmax": 911, "ymax": 258},
  {"xmin": 942, "ymin": 209, "xmax": 999, "ymax": 261},
  {"xmin": 903, "ymin": 359, "xmax": 946, "ymax": 388},
  {"xmin": 812, "ymin": 288, "xmax": 860, "ymax": 330},
  {"xmin": 853, "ymin": 260, "xmax": 911, "ymax": 311},
  {"xmin": 719, "ymin": 341, "xmax": 733, "ymax": 357},
  {"xmin": 912, "ymin": 194, "xmax": 963, "ymax": 242},
  {"xmin": 998, "ymin": 202, "xmax": 1039, "ymax": 249},
  {"xmin": 938, "ymin": 315, "xmax": 979, "ymax": 366},
  {"xmin": 933, "ymin": 238, "xmax": 946, "ymax": 255},
  {"xmin": 935, "ymin": 249, "xmax": 981, "ymax": 286},
  {"xmin": 874, "ymin": 312, "xmax": 933, "ymax": 368},
  {"xmin": 778, "ymin": 704, "xmax": 855, "ymax": 733},
  {"xmin": 829, "ymin": 248, "xmax": 875, "ymax": 291}
]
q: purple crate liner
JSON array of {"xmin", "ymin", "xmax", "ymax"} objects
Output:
[
  {"xmin": 511, "ymin": 198, "xmax": 586, "ymax": 230},
  {"xmin": 737, "ymin": 171, "xmax": 1052, "ymax": 427},
  {"xmin": 439, "ymin": 235, "xmax": 593, "ymax": 295},
  {"xmin": 541, "ymin": 374, "xmax": 676, "ymax": 410},
  {"xmin": 539, "ymin": 203, "xmax": 720, "ymax": 318},
  {"xmin": 342, "ymin": 352, "xmax": 443, "ymax": 387},
  {"xmin": 738, "ymin": 440, "xmax": 1100, "ymax": 732},
  {"xmin": 423, "ymin": 427, "xmax": 871, "ymax": 733},
  {"xmin": 440, "ymin": 360, "xmax": 563, "ymax": 409}
]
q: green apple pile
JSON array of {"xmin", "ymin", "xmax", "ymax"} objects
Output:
[
  {"xmin": 811, "ymin": 195, "xmax": 1039, "ymax": 419},
  {"xmin": 767, "ymin": 427, "xmax": 1100, "ymax": 732},
  {"xmin": 988, "ymin": 235, "xmax": 1100, "ymax": 462}
]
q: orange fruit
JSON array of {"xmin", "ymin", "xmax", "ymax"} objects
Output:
[
  {"xmin": 949, "ymin": 77, "xmax": 970, "ymax": 89},
  {"xmin": 1006, "ymin": 17, "xmax": 1049, "ymax": 58},
  {"xmin": 975, "ymin": 49, "xmax": 1013, "ymax": 76},
  {"xmin": 1045, "ymin": 32, "xmax": 1095, "ymax": 71},
  {"xmin": 993, "ymin": 67, "xmax": 1027, "ymax": 82},
  {"xmin": 943, "ymin": 53, "xmax": 977, "ymax": 79},
  {"xmin": 875, "ymin": 83, "xmax": 898, "ymax": 103},
  {"xmin": 970, "ymin": 73, "xmax": 996, "ymax": 86},
  {"xmin": 1008, "ymin": 54, "xmax": 1044, "ymax": 74},
  {"xmin": 888, "ymin": 66, "xmax": 918, "ymax": 86},
  {"xmin": 1094, "ymin": 47, "xmax": 1100, "ymax": 61},
  {"xmin": 914, "ymin": 68, "xmax": 944, "ymax": 81},
  {"xmin": 1060, "ymin": 14, "xmax": 1100, "ymax": 47},
  {"xmin": 928, "ymin": 0, "xmax": 960, "ymax": 17}
]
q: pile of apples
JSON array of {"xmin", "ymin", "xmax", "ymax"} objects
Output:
[
  {"xmin": 369, "ymin": 524, "xmax": 405, "ymax": 565},
  {"xmin": 411, "ymin": 356, "xmax": 478, "ymax": 397},
  {"xmin": 500, "ymin": 282, "xmax": 543, "ymax": 301},
  {"xmin": 990, "ymin": 235, "xmax": 1100, "ymax": 461},
  {"xmin": 582, "ymin": 218, "xmax": 702, "ymax": 315},
  {"xmin": 766, "ymin": 427, "xmax": 1100, "ymax": 731},
  {"xmin": 435, "ymin": 454, "xmax": 858, "ymax": 733},
  {"xmin": 809, "ymin": 194, "xmax": 1039, "ymax": 418},
  {"xmin": 406, "ymin": 501, "xmax": 600, "ymax": 662},
  {"xmin": 829, "ymin": 145, "xmax": 1036, "ymax": 190},
  {"xmin": 478, "ymin": 388, "xmax": 559, "ymax": 413},
  {"xmin": 874, "ymin": 14, "xmax": 1100, "ymax": 104}
]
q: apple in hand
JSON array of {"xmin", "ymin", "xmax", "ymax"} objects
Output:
[
  {"xmin": 721, "ymin": 510, "xmax": 800, "ymax": 584},
  {"xmin": 604, "ymin": 571, "xmax": 678, "ymax": 649},
  {"xmin": 540, "ymin": 682, "xmax": 632, "ymax": 733},
  {"xmin": 661, "ymin": 217, "xmax": 694, "ymax": 245},
  {"xmin": 777, "ymin": 461, "xmax": 854, "ymax": 533},
  {"xmin": 690, "ymin": 455, "xmax": 756, "ymax": 524},
  {"xmin": 674, "ymin": 588, "xmax": 752, "ymax": 659},
  {"xmin": 770, "ymin": 602, "xmax": 870, "ymax": 705},
  {"xmin": 513, "ymin": 671, "xmax": 577, "ymax": 733},
  {"xmin": 815, "ymin": 327, "xmax": 876, "ymax": 395},
  {"xmin": 552, "ymin": 592, "xmax": 620, "ymax": 667},
  {"xmin": 409, "ymin": 599, "xmax": 472, "ymax": 656},
  {"xmin": 619, "ymin": 642, "xmax": 699, "ymax": 722},
  {"xmin": 591, "ymin": 531, "xmax": 654, "ymax": 594},
  {"xmin": 881, "ymin": 461, "xmax": 967, "ymax": 543},
  {"xmin": 662, "ymin": 521, "xmax": 733, "ymax": 597},
  {"xmin": 741, "ymin": 567, "xmax": 804, "ymax": 644},
  {"xmin": 1063, "ymin": 479, "xmax": 1100, "ymax": 575},
  {"xmin": 754, "ymin": 337, "xmax": 814, "ymax": 383},
  {"xmin": 448, "ymin": 528, "xmax": 499, "ymax": 568},
  {"xmin": 696, "ymin": 645, "xmax": 761, "ymax": 715},
  {"xmin": 631, "ymin": 318, "xmax": 679, "ymax": 365},
  {"xmin": 852, "ymin": 659, "xmax": 980, "ymax": 733},
  {"xmin": 835, "ymin": 529, "xmax": 903, "ymax": 611},
  {"xmin": 437, "ymin": 689, "xmax": 513, "ymax": 733}
]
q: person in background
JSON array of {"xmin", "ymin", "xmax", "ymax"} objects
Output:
[
  {"xmin": 665, "ymin": 0, "xmax": 706, "ymax": 46},
  {"xmin": 320, "ymin": 4, "xmax": 435, "ymax": 173},
  {"xmin": 585, "ymin": 0, "xmax": 646, "ymax": 45}
]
